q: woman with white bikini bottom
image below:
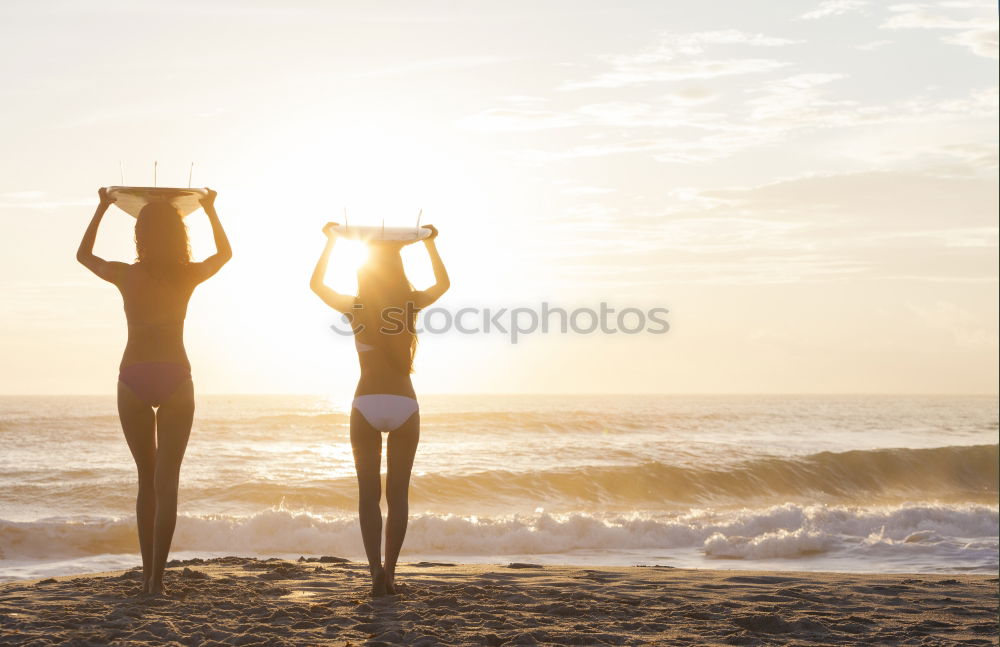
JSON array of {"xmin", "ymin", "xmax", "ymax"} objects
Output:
[{"xmin": 310, "ymin": 222, "xmax": 449, "ymax": 596}]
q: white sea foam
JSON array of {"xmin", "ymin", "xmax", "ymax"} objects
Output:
[{"xmin": 1, "ymin": 503, "xmax": 995, "ymax": 575}]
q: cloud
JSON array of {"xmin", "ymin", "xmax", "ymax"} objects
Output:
[
  {"xmin": 883, "ymin": 4, "xmax": 983, "ymax": 29},
  {"xmin": 559, "ymin": 58, "xmax": 789, "ymax": 90},
  {"xmin": 460, "ymin": 100, "xmax": 733, "ymax": 134},
  {"xmin": 744, "ymin": 73, "xmax": 852, "ymax": 123},
  {"xmin": 458, "ymin": 108, "xmax": 583, "ymax": 132},
  {"xmin": 882, "ymin": 3, "xmax": 999, "ymax": 58},
  {"xmin": 459, "ymin": 16, "xmax": 996, "ymax": 171},
  {"xmin": 856, "ymin": 39, "xmax": 893, "ymax": 50},
  {"xmin": 0, "ymin": 193, "xmax": 92, "ymax": 210},
  {"xmin": 499, "ymin": 95, "xmax": 549, "ymax": 106},
  {"xmin": 574, "ymin": 101, "xmax": 729, "ymax": 129},
  {"xmin": 659, "ymin": 86, "xmax": 720, "ymax": 105},
  {"xmin": 356, "ymin": 56, "xmax": 517, "ymax": 78},
  {"xmin": 1, "ymin": 191, "xmax": 44, "ymax": 200},
  {"xmin": 478, "ymin": 82, "xmax": 996, "ymax": 165},
  {"xmin": 505, "ymin": 139, "xmax": 668, "ymax": 163},
  {"xmin": 935, "ymin": 142, "xmax": 1000, "ymax": 168},
  {"xmin": 558, "ymin": 185, "xmax": 616, "ymax": 196},
  {"xmin": 907, "ymin": 300, "xmax": 999, "ymax": 349},
  {"xmin": 799, "ymin": 0, "xmax": 868, "ymax": 20},
  {"xmin": 891, "ymin": 226, "xmax": 998, "ymax": 248},
  {"xmin": 738, "ymin": 79, "xmax": 995, "ymax": 139},
  {"xmin": 558, "ymin": 29, "xmax": 798, "ymax": 90},
  {"xmin": 945, "ymin": 26, "xmax": 999, "ymax": 58},
  {"xmin": 700, "ymin": 169, "xmax": 998, "ymax": 234},
  {"xmin": 516, "ymin": 165, "xmax": 997, "ymax": 288},
  {"xmin": 672, "ymin": 30, "xmax": 801, "ymax": 48},
  {"xmin": 550, "ymin": 254, "xmax": 871, "ymax": 286}
]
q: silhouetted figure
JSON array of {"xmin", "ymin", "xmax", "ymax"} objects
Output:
[
  {"xmin": 77, "ymin": 187, "xmax": 232, "ymax": 595},
  {"xmin": 311, "ymin": 223, "xmax": 449, "ymax": 596}
]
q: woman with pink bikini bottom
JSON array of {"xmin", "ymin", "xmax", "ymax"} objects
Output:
[{"xmin": 77, "ymin": 187, "xmax": 232, "ymax": 595}]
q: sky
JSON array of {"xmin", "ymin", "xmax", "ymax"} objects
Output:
[{"xmin": 0, "ymin": 0, "xmax": 997, "ymax": 395}]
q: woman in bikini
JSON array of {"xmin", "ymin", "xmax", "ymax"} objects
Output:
[
  {"xmin": 77, "ymin": 187, "xmax": 232, "ymax": 595},
  {"xmin": 310, "ymin": 222, "xmax": 449, "ymax": 596}
]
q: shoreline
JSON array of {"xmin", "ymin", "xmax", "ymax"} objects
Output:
[{"xmin": 1, "ymin": 557, "xmax": 996, "ymax": 646}]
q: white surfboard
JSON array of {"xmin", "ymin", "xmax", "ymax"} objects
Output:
[
  {"xmin": 105, "ymin": 186, "xmax": 209, "ymax": 218},
  {"xmin": 333, "ymin": 224, "xmax": 432, "ymax": 244}
]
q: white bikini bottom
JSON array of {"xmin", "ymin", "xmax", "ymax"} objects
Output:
[{"xmin": 352, "ymin": 394, "xmax": 419, "ymax": 433}]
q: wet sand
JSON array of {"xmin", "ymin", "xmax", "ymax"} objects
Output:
[{"xmin": 0, "ymin": 557, "xmax": 996, "ymax": 646}]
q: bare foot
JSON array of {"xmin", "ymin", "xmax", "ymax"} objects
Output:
[
  {"xmin": 370, "ymin": 567, "xmax": 387, "ymax": 597},
  {"xmin": 147, "ymin": 579, "xmax": 165, "ymax": 596},
  {"xmin": 386, "ymin": 579, "xmax": 408, "ymax": 596}
]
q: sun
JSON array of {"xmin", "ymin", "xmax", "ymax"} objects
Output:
[{"xmin": 325, "ymin": 238, "xmax": 370, "ymax": 294}]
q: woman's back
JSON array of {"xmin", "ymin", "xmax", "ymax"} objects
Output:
[
  {"xmin": 353, "ymin": 298, "xmax": 417, "ymax": 398},
  {"xmin": 118, "ymin": 263, "xmax": 196, "ymax": 369}
]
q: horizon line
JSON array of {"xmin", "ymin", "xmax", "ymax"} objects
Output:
[{"xmin": 1, "ymin": 392, "xmax": 997, "ymax": 398}]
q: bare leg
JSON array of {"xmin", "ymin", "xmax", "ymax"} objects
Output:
[
  {"xmin": 117, "ymin": 381, "xmax": 157, "ymax": 593},
  {"xmin": 350, "ymin": 408, "xmax": 386, "ymax": 596},
  {"xmin": 384, "ymin": 412, "xmax": 419, "ymax": 595},
  {"xmin": 147, "ymin": 380, "xmax": 194, "ymax": 595}
]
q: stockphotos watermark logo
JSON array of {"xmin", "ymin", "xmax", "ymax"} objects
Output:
[{"xmin": 330, "ymin": 302, "xmax": 670, "ymax": 344}]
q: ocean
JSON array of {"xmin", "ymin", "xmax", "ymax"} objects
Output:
[{"xmin": 0, "ymin": 394, "xmax": 996, "ymax": 582}]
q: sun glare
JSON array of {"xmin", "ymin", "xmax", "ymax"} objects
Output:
[{"xmin": 327, "ymin": 238, "xmax": 369, "ymax": 294}]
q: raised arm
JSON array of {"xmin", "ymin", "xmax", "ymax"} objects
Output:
[
  {"xmin": 77, "ymin": 188, "xmax": 127, "ymax": 284},
  {"xmin": 413, "ymin": 225, "xmax": 450, "ymax": 308},
  {"xmin": 310, "ymin": 223, "xmax": 355, "ymax": 313},
  {"xmin": 189, "ymin": 188, "xmax": 232, "ymax": 283}
]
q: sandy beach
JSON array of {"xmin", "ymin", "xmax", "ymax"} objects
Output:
[{"xmin": 0, "ymin": 557, "xmax": 996, "ymax": 646}]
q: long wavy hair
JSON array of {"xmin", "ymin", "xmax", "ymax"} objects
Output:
[
  {"xmin": 354, "ymin": 246, "xmax": 418, "ymax": 373},
  {"xmin": 135, "ymin": 202, "xmax": 191, "ymax": 275}
]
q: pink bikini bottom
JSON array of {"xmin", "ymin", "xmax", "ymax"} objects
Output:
[{"xmin": 119, "ymin": 362, "xmax": 191, "ymax": 407}]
